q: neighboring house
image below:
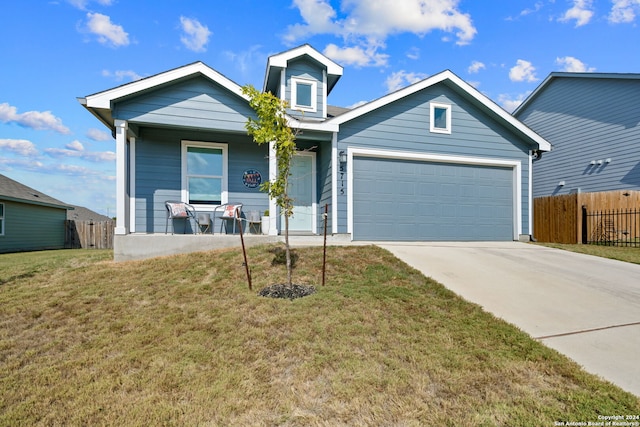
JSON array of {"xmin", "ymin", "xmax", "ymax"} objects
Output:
[
  {"xmin": 513, "ymin": 72, "xmax": 640, "ymax": 197},
  {"xmin": 0, "ymin": 173, "xmax": 73, "ymax": 253},
  {"xmin": 79, "ymin": 44, "xmax": 550, "ymax": 254},
  {"xmin": 67, "ymin": 205, "xmax": 113, "ymax": 222}
]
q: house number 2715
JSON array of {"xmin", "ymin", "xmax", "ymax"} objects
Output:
[{"xmin": 339, "ymin": 164, "xmax": 346, "ymax": 195}]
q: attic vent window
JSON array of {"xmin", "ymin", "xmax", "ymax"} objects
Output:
[
  {"xmin": 430, "ymin": 102, "xmax": 452, "ymax": 134},
  {"xmin": 291, "ymin": 77, "xmax": 317, "ymax": 113}
]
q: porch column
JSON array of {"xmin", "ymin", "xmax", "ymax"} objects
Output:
[
  {"xmin": 114, "ymin": 119, "xmax": 129, "ymax": 235},
  {"xmin": 268, "ymin": 140, "xmax": 278, "ymax": 235},
  {"xmin": 331, "ymin": 132, "xmax": 338, "ymax": 234}
]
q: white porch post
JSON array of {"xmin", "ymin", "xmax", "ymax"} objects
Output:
[
  {"xmin": 114, "ymin": 119, "xmax": 129, "ymax": 235},
  {"xmin": 268, "ymin": 140, "xmax": 278, "ymax": 235},
  {"xmin": 331, "ymin": 132, "xmax": 338, "ymax": 234}
]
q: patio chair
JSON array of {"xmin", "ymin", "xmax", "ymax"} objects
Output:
[
  {"xmin": 212, "ymin": 203, "xmax": 247, "ymax": 234},
  {"xmin": 165, "ymin": 201, "xmax": 199, "ymax": 234}
]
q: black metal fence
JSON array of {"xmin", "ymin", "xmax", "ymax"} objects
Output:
[{"xmin": 582, "ymin": 207, "xmax": 640, "ymax": 247}]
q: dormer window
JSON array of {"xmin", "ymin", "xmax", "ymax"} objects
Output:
[{"xmin": 291, "ymin": 77, "xmax": 317, "ymax": 112}]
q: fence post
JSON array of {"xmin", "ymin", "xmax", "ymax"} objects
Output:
[{"xmin": 581, "ymin": 205, "xmax": 588, "ymax": 244}]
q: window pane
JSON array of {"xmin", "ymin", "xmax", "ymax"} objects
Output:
[
  {"xmin": 434, "ymin": 107, "xmax": 448, "ymax": 129},
  {"xmin": 188, "ymin": 177, "xmax": 221, "ymax": 205},
  {"xmin": 187, "ymin": 147, "xmax": 222, "ymax": 176},
  {"xmin": 0, "ymin": 203, "xmax": 3, "ymax": 216},
  {"xmin": 296, "ymin": 82, "xmax": 313, "ymax": 107}
]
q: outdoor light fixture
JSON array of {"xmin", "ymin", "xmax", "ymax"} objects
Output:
[
  {"xmin": 339, "ymin": 150, "xmax": 347, "ymax": 164},
  {"xmin": 606, "ymin": 158, "xmax": 612, "ymax": 163},
  {"xmin": 558, "ymin": 181, "xmax": 566, "ymax": 186}
]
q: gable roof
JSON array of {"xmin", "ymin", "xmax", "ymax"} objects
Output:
[
  {"xmin": 0, "ymin": 174, "xmax": 73, "ymax": 210},
  {"xmin": 263, "ymin": 44, "xmax": 343, "ymax": 95},
  {"xmin": 78, "ymin": 61, "xmax": 248, "ymax": 133},
  {"xmin": 330, "ymin": 69, "xmax": 552, "ymax": 152},
  {"xmin": 513, "ymin": 72, "xmax": 640, "ymax": 117}
]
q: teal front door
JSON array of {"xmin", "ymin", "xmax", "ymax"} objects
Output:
[{"xmin": 286, "ymin": 153, "xmax": 315, "ymax": 232}]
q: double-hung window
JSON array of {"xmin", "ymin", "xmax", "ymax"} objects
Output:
[
  {"xmin": 291, "ymin": 77, "xmax": 317, "ymax": 112},
  {"xmin": 0, "ymin": 203, "xmax": 4, "ymax": 236},
  {"xmin": 182, "ymin": 141, "xmax": 228, "ymax": 207},
  {"xmin": 430, "ymin": 102, "xmax": 452, "ymax": 134}
]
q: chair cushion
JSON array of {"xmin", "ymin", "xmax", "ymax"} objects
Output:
[
  {"xmin": 222, "ymin": 205, "xmax": 239, "ymax": 218},
  {"xmin": 168, "ymin": 203, "xmax": 188, "ymax": 218}
]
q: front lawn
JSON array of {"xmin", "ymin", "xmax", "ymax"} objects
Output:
[
  {"xmin": 1, "ymin": 246, "xmax": 638, "ymax": 425},
  {"xmin": 536, "ymin": 242, "xmax": 640, "ymax": 265}
]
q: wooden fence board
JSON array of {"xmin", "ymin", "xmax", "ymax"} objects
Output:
[
  {"xmin": 534, "ymin": 190, "xmax": 640, "ymax": 244},
  {"xmin": 65, "ymin": 220, "xmax": 114, "ymax": 249}
]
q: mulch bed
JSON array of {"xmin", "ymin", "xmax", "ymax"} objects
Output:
[{"xmin": 258, "ymin": 283, "xmax": 316, "ymax": 300}]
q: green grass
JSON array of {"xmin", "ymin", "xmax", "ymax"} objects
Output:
[
  {"xmin": 536, "ymin": 242, "xmax": 640, "ymax": 265},
  {"xmin": 1, "ymin": 246, "xmax": 638, "ymax": 426}
]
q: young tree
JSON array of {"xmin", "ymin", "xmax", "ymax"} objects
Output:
[{"xmin": 242, "ymin": 84, "xmax": 298, "ymax": 286}]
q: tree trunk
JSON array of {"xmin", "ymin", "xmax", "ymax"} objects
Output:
[{"xmin": 285, "ymin": 213, "xmax": 292, "ymax": 286}]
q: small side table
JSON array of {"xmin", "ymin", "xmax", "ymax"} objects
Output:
[
  {"xmin": 197, "ymin": 213, "xmax": 211, "ymax": 234},
  {"xmin": 247, "ymin": 211, "xmax": 261, "ymax": 234}
]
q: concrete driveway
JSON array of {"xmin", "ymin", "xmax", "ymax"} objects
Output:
[{"xmin": 378, "ymin": 242, "xmax": 640, "ymax": 397}]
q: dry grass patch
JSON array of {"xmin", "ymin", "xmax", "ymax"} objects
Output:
[{"xmin": 1, "ymin": 246, "xmax": 638, "ymax": 426}]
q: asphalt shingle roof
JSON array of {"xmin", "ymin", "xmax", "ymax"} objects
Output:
[{"xmin": 0, "ymin": 173, "xmax": 72, "ymax": 209}]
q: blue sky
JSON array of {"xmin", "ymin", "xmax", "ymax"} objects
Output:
[{"xmin": 1, "ymin": 0, "xmax": 639, "ymax": 216}]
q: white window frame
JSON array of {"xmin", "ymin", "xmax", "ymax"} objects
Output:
[
  {"xmin": 291, "ymin": 77, "xmax": 317, "ymax": 113},
  {"xmin": 181, "ymin": 141, "xmax": 228, "ymax": 209},
  {"xmin": 430, "ymin": 102, "xmax": 452, "ymax": 134},
  {"xmin": 0, "ymin": 202, "xmax": 4, "ymax": 236}
]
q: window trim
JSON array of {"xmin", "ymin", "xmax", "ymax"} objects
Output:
[
  {"xmin": 181, "ymin": 141, "xmax": 228, "ymax": 209},
  {"xmin": 430, "ymin": 102, "xmax": 452, "ymax": 134},
  {"xmin": 291, "ymin": 77, "xmax": 317, "ymax": 112},
  {"xmin": 0, "ymin": 202, "xmax": 4, "ymax": 236}
]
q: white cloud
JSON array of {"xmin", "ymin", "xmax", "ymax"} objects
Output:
[
  {"xmin": 341, "ymin": 0, "xmax": 476, "ymax": 44},
  {"xmin": 323, "ymin": 43, "xmax": 389, "ymax": 67},
  {"xmin": 224, "ymin": 45, "xmax": 264, "ymax": 75},
  {"xmin": 179, "ymin": 17, "xmax": 212, "ymax": 52},
  {"xmin": 85, "ymin": 12, "xmax": 129, "ymax": 47},
  {"xmin": 66, "ymin": 140, "xmax": 85, "ymax": 151},
  {"xmin": 406, "ymin": 47, "xmax": 420, "ymax": 60},
  {"xmin": 101, "ymin": 69, "xmax": 143, "ymax": 82},
  {"xmin": 467, "ymin": 60, "xmax": 486, "ymax": 74},
  {"xmin": 609, "ymin": 0, "xmax": 640, "ymax": 23},
  {"xmin": 385, "ymin": 70, "xmax": 428, "ymax": 93},
  {"xmin": 498, "ymin": 92, "xmax": 532, "ymax": 113},
  {"xmin": 555, "ymin": 56, "xmax": 595, "ymax": 72},
  {"xmin": 67, "ymin": 0, "xmax": 113, "ymax": 10},
  {"xmin": 0, "ymin": 102, "xmax": 71, "ymax": 134},
  {"xmin": 559, "ymin": 0, "xmax": 594, "ymax": 27},
  {"xmin": 0, "ymin": 139, "xmax": 39, "ymax": 156},
  {"xmin": 45, "ymin": 140, "xmax": 116, "ymax": 163},
  {"xmin": 285, "ymin": 0, "xmax": 477, "ymax": 66},
  {"xmin": 347, "ymin": 100, "xmax": 368, "ymax": 109},
  {"xmin": 519, "ymin": 1, "xmax": 544, "ymax": 17},
  {"xmin": 87, "ymin": 128, "xmax": 112, "ymax": 141},
  {"xmin": 509, "ymin": 59, "xmax": 538, "ymax": 83}
]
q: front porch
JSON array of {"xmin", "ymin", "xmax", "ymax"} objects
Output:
[{"xmin": 114, "ymin": 233, "xmax": 353, "ymax": 262}]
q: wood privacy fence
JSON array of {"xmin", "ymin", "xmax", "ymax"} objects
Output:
[
  {"xmin": 65, "ymin": 220, "xmax": 115, "ymax": 249},
  {"xmin": 533, "ymin": 190, "xmax": 640, "ymax": 244}
]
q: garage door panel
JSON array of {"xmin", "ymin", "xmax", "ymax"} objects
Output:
[{"xmin": 353, "ymin": 157, "xmax": 513, "ymax": 241}]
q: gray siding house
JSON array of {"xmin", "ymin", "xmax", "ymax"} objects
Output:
[
  {"xmin": 0, "ymin": 174, "xmax": 73, "ymax": 253},
  {"xmin": 513, "ymin": 72, "xmax": 640, "ymax": 197},
  {"xmin": 79, "ymin": 44, "xmax": 550, "ymax": 257}
]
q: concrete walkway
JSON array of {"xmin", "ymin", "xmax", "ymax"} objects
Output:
[{"xmin": 378, "ymin": 242, "xmax": 640, "ymax": 397}]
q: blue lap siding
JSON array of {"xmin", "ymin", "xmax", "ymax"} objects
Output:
[{"xmin": 337, "ymin": 82, "xmax": 532, "ymax": 237}]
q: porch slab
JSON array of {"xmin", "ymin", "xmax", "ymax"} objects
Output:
[{"xmin": 113, "ymin": 233, "xmax": 354, "ymax": 262}]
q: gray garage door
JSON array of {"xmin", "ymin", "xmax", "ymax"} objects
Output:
[{"xmin": 353, "ymin": 157, "xmax": 514, "ymax": 241}]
